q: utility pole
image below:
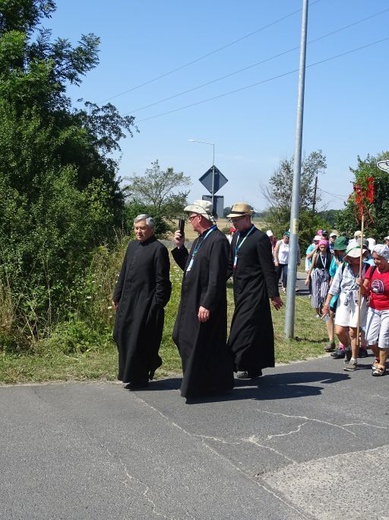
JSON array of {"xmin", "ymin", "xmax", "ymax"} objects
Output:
[
  {"xmin": 312, "ymin": 173, "xmax": 318, "ymax": 213},
  {"xmin": 284, "ymin": 0, "xmax": 309, "ymax": 338}
]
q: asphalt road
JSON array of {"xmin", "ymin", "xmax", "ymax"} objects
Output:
[{"xmin": 1, "ymin": 353, "xmax": 388, "ymax": 520}]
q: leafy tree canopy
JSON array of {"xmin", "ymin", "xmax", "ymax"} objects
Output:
[
  {"xmin": 336, "ymin": 152, "xmax": 389, "ymax": 241},
  {"xmin": 124, "ymin": 160, "xmax": 191, "ymax": 229},
  {"xmin": 0, "ymin": 0, "xmax": 137, "ymax": 342},
  {"xmin": 261, "ymin": 150, "xmax": 328, "ymax": 244},
  {"xmin": 262, "ymin": 150, "xmax": 327, "ymax": 220}
]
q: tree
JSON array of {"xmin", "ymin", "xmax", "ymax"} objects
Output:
[
  {"xmin": 262, "ymin": 150, "xmax": 327, "ymax": 223},
  {"xmin": 336, "ymin": 152, "xmax": 389, "ymax": 239},
  {"xmin": 261, "ymin": 150, "xmax": 329, "ymax": 248},
  {"xmin": 124, "ymin": 160, "xmax": 191, "ymax": 225},
  {"xmin": 0, "ymin": 1, "xmax": 137, "ymax": 345}
]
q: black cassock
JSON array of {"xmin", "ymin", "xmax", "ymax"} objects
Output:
[
  {"xmin": 227, "ymin": 226, "xmax": 279, "ymax": 374},
  {"xmin": 172, "ymin": 227, "xmax": 234, "ymax": 399},
  {"xmin": 113, "ymin": 236, "xmax": 171, "ymax": 385}
]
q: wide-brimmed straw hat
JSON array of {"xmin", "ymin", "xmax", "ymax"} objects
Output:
[
  {"xmin": 184, "ymin": 200, "xmax": 214, "ymax": 221},
  {"xmin": 227, "ymin": 202, "xmax": 254, "ymax": 218}
]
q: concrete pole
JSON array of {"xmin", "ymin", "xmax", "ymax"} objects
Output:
[{"xmin": 284, "ymin": 0, "xmax": 309, "ymax": 338}]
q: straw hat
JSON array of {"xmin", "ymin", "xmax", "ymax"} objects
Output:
[{"xmin": 227, "ymin": 202, "xmax": 254, "ymax": 218}]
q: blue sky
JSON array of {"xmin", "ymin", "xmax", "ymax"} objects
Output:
[{"xmin": 46, "ymin": 0, "xmax": 389, "ymax": 212}]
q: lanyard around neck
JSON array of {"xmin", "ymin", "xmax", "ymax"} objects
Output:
[
  {"xmin": 186, "ymin": 225, "xmax": 216, "ymax": 272},
  {"xmin": 233, "ymin": 225, "xmax": 255, "ymax": 268}
]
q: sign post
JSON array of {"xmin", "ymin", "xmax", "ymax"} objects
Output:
[
  {"xmin": 199, "ymin": 166, "xmax": 228, "ymax": 218},
  {"xmin": 189, "ymin": 139, "xmax": 228, "ymax": 217}
]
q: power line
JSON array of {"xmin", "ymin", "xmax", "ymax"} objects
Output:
[
  {"xmin": 100, "ymin": 4, "xmax": 320, "ymax": 103},
  {"xmin": 136, "ymin": 35, "xmax": 389, "ymax": 123},
  {"xmin": 127, "ymin": 6, "xmax": 389, "ymax": 115},
  {"xmin": 317, "ymin": 187, "xmax": 349, "ymax": 201}
]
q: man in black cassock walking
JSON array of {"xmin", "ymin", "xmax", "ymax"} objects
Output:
[
  {"xmin": 227, "ymin": 203, "xmax": 283, "ymax": 379},
  {"xmin": 113, "ymin": 214, "xmax": 171, "ymax": 390},
  {"xmin": 172, "ymin": 200, "xmax": 234, "ymax": 400}
]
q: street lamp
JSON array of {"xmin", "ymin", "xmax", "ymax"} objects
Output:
[{"xmin": 189, "ymin": 139, "xmax": 216, "ymax": 213}]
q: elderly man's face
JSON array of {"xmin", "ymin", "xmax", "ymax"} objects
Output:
[{"xmin": 134, "ymin": 220, "xmax": 154, "ymax": 242}]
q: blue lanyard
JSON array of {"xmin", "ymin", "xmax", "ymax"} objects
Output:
[
  {"xmin": 186, "ymin": 225, "xmax": 216, "ymax": 272},
  {"xmin": 233, "ymin": 225, "xmax": 255, "ymax": 268}
]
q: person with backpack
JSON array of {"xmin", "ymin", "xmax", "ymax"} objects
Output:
[{"xmin": 321, "ymin": 243, "xmax": 370, "ymax": 372}]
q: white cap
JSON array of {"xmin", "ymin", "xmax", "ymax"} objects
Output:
[
  {"xmin": 367, "ymin": 238, "xmax": 376, "ymax": 250},
  {"xmin": 266, "ymin": 230, "xmax": 273, "ymax": 237},
  {"xmin": 184, "ymin": 200, "xmax": 214, "ymax": 221}
]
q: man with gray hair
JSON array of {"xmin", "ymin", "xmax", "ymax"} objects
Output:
[{"xmin": 113, "ymin": 214, "xmax": 171, "ymax": 390}]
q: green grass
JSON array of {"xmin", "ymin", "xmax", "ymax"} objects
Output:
[{"xmin": 0, "ymin": 262, "xmax": 328, "ymax": 385}]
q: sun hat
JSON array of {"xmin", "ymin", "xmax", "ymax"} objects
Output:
[
  {"xmin": 354, "ymin": 230, "xmax": 362, "ymax": 238},
  {"xmin": 184, "ymin": 200, "xmax": 214, "ymax": 221},
  {"xmin": 266, "ymin": 230, "xmax": 273, "ymax": 237},
  {"xmin": 357, "ymin": 237, "xmax": 370, "ymax": 250},
  {"xmin": 227, "ymin": 202, "xmax": 254, "ymax": 218},
  {"xmin": 333, "ymin": 236, "xmax": 348, "ymax": 251},
  {"xmin": 372, "ymin": 244, "xmax": 389, "ymax": 261},
  {"xmin": 313, "ymin": 235, "xmax": 321, "ymax": 241},
  {"xmin": 318, "ymin": 239, "xmax": 329, "ymax": 247},
  {"xmin": 384, "ymin": 236, "xmax": 389, "ymax": 241},
  {"xmin": 283, "ymin": 231, "xmax": 290, "ymax": 237},
  {"xmin": 344, "ymin": 244, "xmax": 366, "ymax": 260},
  {"xmin": 330, "ymin": 230, "xmax": 338, "ymax": 238}
]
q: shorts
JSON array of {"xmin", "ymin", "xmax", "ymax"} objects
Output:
[
  {"xmin": 334, "ymin": 292, "xmax": 367, "ymax": 329},
  {"xmin": 365, "ymin": 308, "xmax": 389, "ymax": 349}
]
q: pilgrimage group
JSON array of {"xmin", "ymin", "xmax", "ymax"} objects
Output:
[{"xmin": 112, "ymin": 200, "xmax": 389, "ymax": 402}]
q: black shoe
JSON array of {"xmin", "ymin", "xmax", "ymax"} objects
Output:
[
  {"xmin": 359, "ymin": 348, "xmax": 368, "ymax": 358},
  {"xmin": 331, "ymin": 348, "xmax": 345, "ymax": 359},
  {"xmin": 124, "ymin": 380, "xmax": 149, "ymax": 391},
  {"xmin": 344, "ymin": 347, "xmax": 352, "ymax": 363},
  {"xmin": 248, "ymin": 369, "xmax": 263, "ymax": 379}
]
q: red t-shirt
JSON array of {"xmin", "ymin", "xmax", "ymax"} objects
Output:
[{"xmin": 365, "ymin": 266, "xmax": 389, "ymax": 310}]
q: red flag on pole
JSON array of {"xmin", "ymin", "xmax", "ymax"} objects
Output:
[{"xmin": 353, "ymin": 176, "xmax": 374, "ymax": 223}]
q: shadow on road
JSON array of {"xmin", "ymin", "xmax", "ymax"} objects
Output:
[{"xmin": 140, "ymin": 370, "xmax": 350, "ymax": 405}]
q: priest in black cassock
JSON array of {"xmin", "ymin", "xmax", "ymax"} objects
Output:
[
  {"xmin": 172, "ymin": 200, "xmax": 234, "ymax": 400},
  {"xmin": 227, "ymin": 203, "xmax": 283, "ymax": 379},
  {"xmin": 113, "ymin": 214, "xmax": 171, "ymax": 390}
]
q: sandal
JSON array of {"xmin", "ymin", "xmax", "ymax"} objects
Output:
[
  {"xmin": 372, "ymin": 365, "xmax": 386, "ymax": 377},
  {"xmin": 372, "ymin": 359, "xmax": 380, "ymax": 369}
]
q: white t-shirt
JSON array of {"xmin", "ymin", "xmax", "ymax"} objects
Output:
[{"xmin": 277, "ymin": 240, "xmax": 289, "ymax": 264}]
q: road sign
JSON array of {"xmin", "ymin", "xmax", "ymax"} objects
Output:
[
  {"xmin": 199, "ymin": 166, "xmax": 228, "ymax": 194},
  {"xmin": 202, "ymin": 195, "xmax": 224, "ymax": 219}
]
